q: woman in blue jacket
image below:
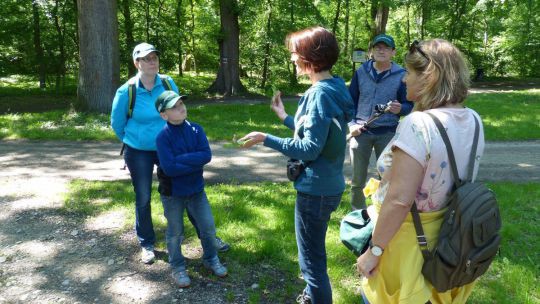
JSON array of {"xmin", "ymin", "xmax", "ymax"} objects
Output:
[
  {"xmin": 240, "ymin": 27, "xmax": 354, "ymax": 304},
  {"xmin": 111, "ymin": 43, "xmax": 229, "ymax": 264}
]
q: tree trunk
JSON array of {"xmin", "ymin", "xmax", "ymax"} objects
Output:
[
  {"xmin": 53, "ymin": 0, "xmax": 66, "ymax": 94},
  {"xmin": 343, "ymin": 0, "xmax": 350, "ymax": 58},
  {"xmin": 374, "ymin": 4, "xmax": 389, "ymax": 36},
  {"xmin": 122, "ymin": 0, "xmax": 136, "ymax": 77},
  {"xmin": 332, "ymin": 0, "xmax": 342, "ymax": 34},
  {"xmin": 189, "ymin": 0, "xmax": 197, "ymax": 73},
  {"xmin": 420, "ymin": 0, "xmax": 429, "ymax": 40},
  {"xmin": 406, "ymin": 0, "xmax": 411, "ymax": 47},
  {"xmin": 144, "ymin": 0, "xmax": 151, "ymax": 42},
  {"xmin": 288, "ymin": 0, "xmax": 297, "ymax": 86},
  {"xmin": 260, "ymin": 1, "xmax": 272, "ymax": 89},
  {"xmin": 156, "ymin": 0, "xmax": 165, "ymax": 49},
  {"xmin": 207, "ymin": 0, "xmax": 245, "ymax": 96},
  {"xmin": 77, "ymin": 0, "xmax": 119, "ymax": 113},
  {"xmin": 32, "ymin": 0, "xmax": 46, "ymax": 89},
  {"xmin": 175, "ymin": 0, "xmax": 184, "ymax": 77}
]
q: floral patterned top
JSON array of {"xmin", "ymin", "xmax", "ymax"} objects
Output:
[{"xmin": 372, "ymin": 108, "xmax": 485, "ymax": 212}]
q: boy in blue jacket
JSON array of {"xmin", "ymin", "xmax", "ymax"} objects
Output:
[{"xmin": 155, "ymin": 91, "xmax": 227, "ymax": 288}]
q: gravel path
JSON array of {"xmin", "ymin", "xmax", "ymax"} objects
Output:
[{"xmin": 0, "ymin": 139, "xmax": 538, "ymax": 303}]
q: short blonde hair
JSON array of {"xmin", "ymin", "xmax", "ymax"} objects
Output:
[{"xmin": 405, "ymin": 39, "xmax": 470, "ymax": 111}]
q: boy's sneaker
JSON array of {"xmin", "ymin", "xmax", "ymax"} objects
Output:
[
  {"xmin": 203, "ymin": 260, "xmax": 228, "ymax": 277},
  {"xmin": 140, "ymin": 247, "xmax": 155, "ymax": 264},
  {"xmin": 295, "ymin": 289, "xmax": 312, "ymax": 304},
  {"xmin": 216, "ymin": 237, "xmax": 230, "ymax": 252},
  {"xmin": 172, "ymin": 270, "xmax": 191, "ymax": 288}
]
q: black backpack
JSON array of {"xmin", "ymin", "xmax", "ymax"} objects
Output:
[
  {"xmin": 411, "ymin": 113, "xmax": 501, "ymax": 292},
  {"xmin": 119, "ymin": 75, "xmax": 173, "ymax": 156}
]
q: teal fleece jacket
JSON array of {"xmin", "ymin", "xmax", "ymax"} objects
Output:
[
  {"xmin": 264, "ymin": 77, "xmax": 354, "ymax": 196},
  {"xmin": 110, "ymin": 73, "xmax": 179, "ymax": 151}
]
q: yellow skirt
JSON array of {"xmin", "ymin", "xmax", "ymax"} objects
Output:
[{"xmin": 361, "ymin": 203, "xmax": 476, "ymax": 304}]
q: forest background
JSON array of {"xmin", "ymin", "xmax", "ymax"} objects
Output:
[{"xmin": 1, "ymin": 0, "xmax": 539, "ymax": 112}]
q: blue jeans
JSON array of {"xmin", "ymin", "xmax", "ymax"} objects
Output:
[
  {"xmin": 124, "ymin": 146, "xmax": 159, "ymax": 249},
  {"xmin": 349, "ymin": 132, "xmax": 394, "ymax": 210},
  {"xmin": 295, "ymin": 191, "xmax": 342, "ymax": 304},
  {"xmin": 161, "ymin": 191, "xmax": 219, "ymax": 272},
  {"xmin": 124, "ymin": 145, "xmax": 205, "ymax": 249}
]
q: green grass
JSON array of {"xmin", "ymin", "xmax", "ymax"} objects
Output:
[
  {"xmin": 0, "ymin": 110, "xmax": 114, "ymax": 140},
  {"xmin": 64, "ymin": 181, "xmax": 539, "ymax": 303},
  {"xmin": 0, "ymin": 89, "xmax": 538, "ymax": 141},
  {"xmin": 466, "ymin": 90, "xmax": 540, "ymax": 140}
]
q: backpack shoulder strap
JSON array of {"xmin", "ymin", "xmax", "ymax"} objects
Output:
[
  {"xmin": 427, "ymin": 112, "xmax": 461, "ymax": 188},
  {"xmin": 160, "ymin": 75, "xmax": 173, "ymax": 91},
  {"xmin": 127, "ymin": 77, "xmax": 137, "ymax": 118},
  {"xmin": 467, "ymin": 115, "xmax": 480, "ymax": 181}
]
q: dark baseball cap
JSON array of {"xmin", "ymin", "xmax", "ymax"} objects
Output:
[
  {"xmin": 372, "ymin": 34, "xmax": 395, "ymax": 49},
  {"xmin": 155, "ymin": 91, "xmax": 188, "ymax": 113}
]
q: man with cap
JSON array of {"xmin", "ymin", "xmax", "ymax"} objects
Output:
[
  {"xmin": 111, "ymin": 43, "xmax": 230, "ymax": 265},
  {"xmin": 347, "ymin": 34, "xmax": 413, "ymax": 210},
  {"xmin": 155, "ymin": 91, "xmax": 228, "ymax": 288}
]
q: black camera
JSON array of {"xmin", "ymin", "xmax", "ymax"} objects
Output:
[
  {"xmin": 287, "ymin": 159, "xmax": 305, "ymax": 181},
  {"xmin": 374, "ymin": 102, "xmax": 391, "ymax": 113}
]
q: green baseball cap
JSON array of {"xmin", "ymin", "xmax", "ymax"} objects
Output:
[
  {"xmin": 372, "ymin": 34, "xmax": 395, "ymax": 49},
  {"xmin": 155, "ymin": 91, "xmax": 188, "ymax": 113}
]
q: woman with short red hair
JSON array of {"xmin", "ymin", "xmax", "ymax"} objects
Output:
[{"xmin": 241, "ymin": 27, "xmax": 354, "ymax": 303}]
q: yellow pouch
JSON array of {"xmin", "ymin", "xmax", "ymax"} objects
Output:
[{"xmin": 363, "ymin": 178, "xmax": 380, "ymax": 197}]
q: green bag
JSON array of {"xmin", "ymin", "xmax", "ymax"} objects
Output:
[{"xmin": 339, "ymin": 209, "xmax": 374, "ymax": 257}]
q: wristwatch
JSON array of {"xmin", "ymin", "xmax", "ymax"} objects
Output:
[{"xmin": 369, "ymin": 240, "xmax": 384, "ymax": 257}]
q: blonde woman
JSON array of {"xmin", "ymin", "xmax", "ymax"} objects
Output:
[{"xmin": 356, "ymin": 39, "xmax": 485, "ymax": 303}]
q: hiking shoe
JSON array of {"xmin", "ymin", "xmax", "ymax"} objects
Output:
[
  {"xmin": 140, "ymin": 247, "xmax": 155, "ymax": 264},
  {"xmin": 171, "ymin": 270, "xmax": 191, "ymax": 288},
  {"xmin": 203, "ymin": 260, "xmax": 228, "ymax": 277},
  {"xmin": 295, "ymin": 289, "xmax": 312, "ymax": 304},
  {"xmin": 216, "ymin": 236, "xmax": 230, "ymax": 252}
]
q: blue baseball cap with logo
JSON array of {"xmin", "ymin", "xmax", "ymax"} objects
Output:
[{"xmin": 372, "ymin": 34, "xmax": 395, "ymax": 49}]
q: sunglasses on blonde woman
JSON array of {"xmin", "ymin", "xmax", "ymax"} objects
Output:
[{"xmin": 409, "ymin": 40, "xmax": 430, "ymax": 61}]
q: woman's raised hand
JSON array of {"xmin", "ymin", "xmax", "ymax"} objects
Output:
[{"xmin": 270, "ymin": 90, "xmax": 287, "ymax": 121}]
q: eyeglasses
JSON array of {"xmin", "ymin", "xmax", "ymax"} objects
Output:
[
  {"xmin": 139, "ymin": 55, "xmax": 159, "ymax": 63},
  {"xmin": 373, "ymin": 45, "xmax": 392, "ymax": 52},
  {"xmin": 409, "ymin": 40, "xmax": 430, "ymax": 61}
]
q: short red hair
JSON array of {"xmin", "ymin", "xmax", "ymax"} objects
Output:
[{"xmin": 286, "ymin": 27, "xmax": 339, "ymax": 73}]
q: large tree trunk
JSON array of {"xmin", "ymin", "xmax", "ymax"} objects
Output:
[
  {"xmin": 32, "ymin": 0, "xmax": 46, "ymax": 89},
  {"xmin": 77, "ymin": 0, "xmax": 119, "ymax": 113},
  {"xmin": 207, "ymin": 0, "xmax": 245, "ymax": 96},
  {"xmin": 122, "ymin": 0, "xmax": 136, "ymax": 77}
]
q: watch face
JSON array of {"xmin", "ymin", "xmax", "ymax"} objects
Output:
[{"xmin": 371, "ymin": 245, "xmax": 383, "ymax": 256}]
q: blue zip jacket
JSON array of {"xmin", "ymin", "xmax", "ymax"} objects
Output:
[
  {"xmin": 110, "ymin": 73, "xmax": 179, "ymax": 151},
  {"xmin": 156, "ymin": 120, "xmax": 211, "ymax": 197},
  {"xmin": 349, "ymin": 60, "xmax": 413, "ymax": 135},
  {"xmin": 264, "ymin": 77, "xmax": 354, "ymax": 196}
]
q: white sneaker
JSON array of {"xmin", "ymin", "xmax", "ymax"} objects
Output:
[{"xmin": 141, "ymin": 247, "xmax": 155, "ymax": 264}]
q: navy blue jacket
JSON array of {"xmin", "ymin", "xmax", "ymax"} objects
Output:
[
  {"xmin": 349, "ymin": 60, "xmax": 413, "ymax": 135},
  {"xmin": 156, "ymin": 120, "xmax": 211, "ymax": 197}
]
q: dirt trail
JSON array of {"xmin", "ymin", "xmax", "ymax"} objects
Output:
[{"xmin": 0, "ymin": 139, "xmax": 538, "ymax": 303}]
